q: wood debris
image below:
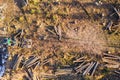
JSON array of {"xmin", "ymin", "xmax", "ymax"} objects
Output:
[
  {"xmin": 112, "ymin": 6, "xmax": 120, "ymax": 19},
  {"xmin": 105, "ymin": 21, "xmax": 113, "ymax": 31},
  {"xmin": 24, "ymin": 67, "xmax": 33, "ymax": 80},
  {"xmin": 91, "ymin": 62, "xmax": 99, "ymax": 76},
  {"xmin": 74, "ymin": 57, "xmax": 99, "ymax": 76},
  {"xmin": 102, "ymin": 53, "xmax": 120, "ymax": 69},
  {"xmin": 114, "ymin": 70, "xmax": 120, "ymax": 75},
  {"xmin": 23, "ymin": 56, "xmax": 40, "ymax": 69},
  {"xmin": 73, "ymin": 56, "xmax": 86, "ymax": 63},
  {"xmin": 10, "ymin": 54, "xmax": 23, "ymax": 70},
  {"xmin": 54, "ymin": 24, "xmax": 62, "ymax": 40},
  {"xmin": 40, "ymin": 73, "xmax": 57, "ymax": 79},
  {"xmin": 55, "ymin": 68, "xmax": 72, "ymax": 75}
]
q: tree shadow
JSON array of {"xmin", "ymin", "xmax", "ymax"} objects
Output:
[{"xmin": 0, "ymin": 38, "xmax": 9, "ymax": 77}]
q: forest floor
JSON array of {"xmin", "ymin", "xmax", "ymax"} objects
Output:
[{"xmin": 0, "ymin": 0, "xmax": 120, "ymax": 80}]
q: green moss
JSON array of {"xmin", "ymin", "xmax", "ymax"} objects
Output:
[
  {"xmin": 30, "ymin": 9, "xmax": 36, "ymax": 14},
  {"xmin": 107, "ymin": 34, "xmax": 120, "ymax": 47},
  {"xmin": 101, "ymin": 67, "xmax": 110, "ymax": 75},
  {"xmin": 19, "ymin": 16, "xmax": 24, "ymax": 22},
  {"xmin": 59, "ymin": 52, "xmax": 75, "ymax": 66},
  {"xmin": 84, "ymin": 75, "xmax": 93, "ymax": 80}
]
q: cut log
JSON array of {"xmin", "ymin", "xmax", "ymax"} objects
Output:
[
  {"xmin": 76, "ymin": 63, "xmax": 90, "ymax": 74},
  {"xmin": 91, "ymin": 62, "xmax": 99, "ymax": 76},
  {"xmin": 105, "ymin": 64, "xmax": 119, "ymax": 68},
  {"xmin": 75, "ymin": 61, "xmax": 86, "ymax": 70},
  {"xmin": 102, "ymin": 58, "xmax": 120, "ymax": 65}
]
